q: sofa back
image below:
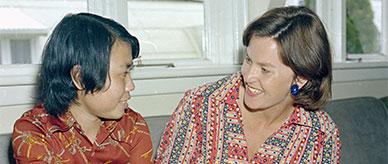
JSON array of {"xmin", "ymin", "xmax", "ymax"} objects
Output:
[
  {"xmin": 144, "ymin": 115, "xmax": 170, "ymax": 157},
  {"xmin": 324, "ymin": 96, "xmax": 388, "ymax": 164},
  {"xmin": 0, "ymin": 134, "xmax": 15, "ymax": 164}
]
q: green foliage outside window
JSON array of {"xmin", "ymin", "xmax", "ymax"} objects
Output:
[
  {"xmin": 304, "ymin": 0, "xmax": 316, "ymax": 12},
  {"xmin": 304, "ymin": 0, "xmax": 380, "ymax": 54},
  {"xmin": 346, "ymin": 0, "xmax": 380, "ymax": 54}
]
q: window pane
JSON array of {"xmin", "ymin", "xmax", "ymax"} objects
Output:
[
  {"xmin": 10, "ymin": 39, "xmax": 31, "ymax": 64},
  {"xmin": 346, "ymin": 0, "xmax": 381, "ymax": 54},
  {"xmin": 285, "ymin": 0, "xmax": 316, "ymax": 12},
  {"xmin": 285, "ymin": 0, "xmax": 305, "ymax": 6},
  {"xmin": 0, "ymin": 0, "xmax": 87, "ymax": 65},
  {"xmin": 127, "ymin": 0, "xmax": 204, "ymax": 60}
]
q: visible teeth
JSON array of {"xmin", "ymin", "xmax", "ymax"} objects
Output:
[
  {"xmin": 246, "ymin": 84, "xmax": 262, "ymax": 95},
  {"xmin": 249, "ymin": 87, "xmax": 261, "ymax": 94}
]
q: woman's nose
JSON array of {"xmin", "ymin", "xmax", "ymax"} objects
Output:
[
  {"xmin": 125, "ymin": 76, "xmax": 135, "ymax": 92},
  {"xmin": 245, "ymin": 66, "xmax": 260, "ymax": 81}
]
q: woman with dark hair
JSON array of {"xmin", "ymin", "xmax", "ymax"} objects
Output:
[
  {"xmin": 156, "ymin": 6, "xmax": 341, "ymax": 163},
  {"xmin": 12, "ymin": 13, "xmax": 153, "ymax": 163}
]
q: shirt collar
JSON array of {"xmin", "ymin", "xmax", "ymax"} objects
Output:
[
  {"xmin": 48, "ymin": 110, "xmax": 119, "ymax": 134},
  {"xmin": 212, "ymin": 72, "xmax": 242, "ymax": 104},
  {"xmin": 287, "ymin": 106, "xmax": 313, "ymax": 128},
  {"xmin": 48, "ymin": 111, "xmax": 77, "ymax": 132}
]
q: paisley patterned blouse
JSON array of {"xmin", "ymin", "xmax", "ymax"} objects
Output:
[
  {"xmin": 155, "ymin": 72, "xmax": 341, "ymax": 163},
  {"xmin": 12, "ymin": 105, "xmax": 153, "ymax": 164}
]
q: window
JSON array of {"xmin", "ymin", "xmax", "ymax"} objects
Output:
[
  {"xmin": 346, "ymin": 0, "xmax": 386, "ymax": 61},
  {"xmin": 285, "ymin": 0, "xmax": 388, "ymax": 63},
  {"xmin": 0, "ymin": 0, "xmax": 87, "ymax": 65},
  {"xmin": 10, "ymin": 39, "xmax": 31, "ymax": 64},
  {"xmin": 88, "ymin": 0, "xmax": 246, "ymax": 68},
  {"xmin": 127, "ymin": 0, "xmax": 204, "ymax": 61}
]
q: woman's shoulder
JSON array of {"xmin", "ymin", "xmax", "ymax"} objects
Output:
[
  {"xmin": 13, "ymin": 105, "xmax": 55, "ymax": 136},
  {"xmin": 306, "ymin": 109, "xmax": 339, "ymax": 135},
  {"xmin": 15, "ymin": 105, "xmax": 50, "ymax": 125}
]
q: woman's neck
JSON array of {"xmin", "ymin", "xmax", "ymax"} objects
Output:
[{"xmin": 69, "ymin": 104, "xmax": 102, "ymax": 143}]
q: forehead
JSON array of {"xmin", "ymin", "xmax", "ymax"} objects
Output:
[
  {"xmin": 247, "ymin": 37, "xmax": 283, "ymax": 64},
  {"xmin": 110, "ymin": 39, "xmax": 133, "ymax": 65}
]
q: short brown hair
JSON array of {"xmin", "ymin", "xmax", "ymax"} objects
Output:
[{"xmin": 243, "ymin": 6, "xmax": 332, "ymax": 111}]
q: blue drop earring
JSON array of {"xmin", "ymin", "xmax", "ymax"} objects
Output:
[{"xmin": 290, "ymin": 84, "xmax": 299, "ymax": 96}]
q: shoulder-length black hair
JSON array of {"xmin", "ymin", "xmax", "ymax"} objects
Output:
[
  {"xmin": 38, "ymin": 13, "xmax": 139, "ymax": 117},
  {"xmin": 243, "ymin": 6, "xmax": 332, "ymax": 111}
]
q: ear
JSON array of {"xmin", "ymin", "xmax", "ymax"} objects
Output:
[
  {"xmin": 70, "ymin": 65, "xmax": 84, "ymax": 90},
  {"xmin": 295, "ymin": 76, "xmax": 308, "ymax": 89}
]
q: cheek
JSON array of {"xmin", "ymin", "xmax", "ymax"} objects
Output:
[
  {"xmin": 267, "ymin": 76, "xmax": 293, "ymax": 92},
  {"xmin": 108, "ymin": 79, "xmax": 126, "ymax": 96},
  {"xmin": 240, "ymin": 63, "xmax": 249, "ymax": 77}
]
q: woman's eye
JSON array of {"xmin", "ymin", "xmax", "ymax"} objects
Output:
[
  {"xmin": 261, "ymin": 67, "xmax": 270, "ymax": 73},
  {"xmin": 122, "ymin": 71, "xmax": 130, "ymax": 77},
  {"xmin": 245, "ymin": 56, "xmax": 252, "ymax": 64},
  {"xmin": 129, "ymin": 65, "xmax": 135, "ymax": 71}
]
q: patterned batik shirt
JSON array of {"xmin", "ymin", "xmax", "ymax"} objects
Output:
[
  {"xmin": 155, "ymin": 72, "xmax": 341, "ymax": 164},
  {"xmin": 12, "ymin": 105, "xmax": 153, "ymax": 164}
]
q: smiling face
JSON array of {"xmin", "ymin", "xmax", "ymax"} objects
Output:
[
  {"xmin": 76, "ymin": 40, "xmax": 135, "ymax": 120},
  {"xmin": 240, "ymin": 37, "xmax": 297, "ymax": 111}
]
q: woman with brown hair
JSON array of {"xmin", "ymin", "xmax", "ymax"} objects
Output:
[{"xmin": 156, "ymin": 6, "xmax": 340, "ymax": 163}]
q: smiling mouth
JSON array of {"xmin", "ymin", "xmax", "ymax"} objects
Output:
[
  {"xmin": 245, "ymin": 83, "xmax": 263, "ymax": 96},
  {"xmin": 120, "ymin": 94, "xmax": 131, "ymax": 102},
  {"xmin": 121, "ymin": 98, "xmax": 129, "ymax": 103}
]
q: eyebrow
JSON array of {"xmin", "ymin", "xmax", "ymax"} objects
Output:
[{"xmin": 246, "ymin": 53, "xmax": 275, "ymax": 68}]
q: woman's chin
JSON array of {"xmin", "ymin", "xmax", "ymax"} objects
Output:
[
  {"xmin": 102, "ymin": 109, "xmax": 125, "ymax": 120},
  {"xmin": 243, "ymin": 97, "xmax": 267, "ymax": 111}
]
